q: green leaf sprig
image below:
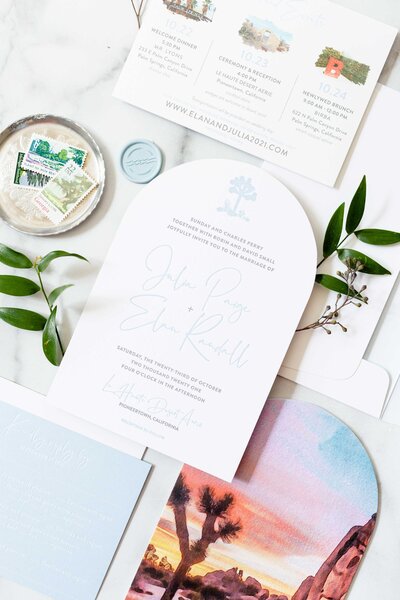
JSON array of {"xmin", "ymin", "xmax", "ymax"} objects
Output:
[
  {"xmin": 0, "ymin": 244, "xmax": 88, "ymax": 365},
  {"xmin": 298, "ymin": 176, "xmax": 400, "ymax": 335}
]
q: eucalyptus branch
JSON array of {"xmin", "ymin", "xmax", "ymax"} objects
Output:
[{"xmin": 297, "ymin": 260, "xmax": 368, "ymax": 334}]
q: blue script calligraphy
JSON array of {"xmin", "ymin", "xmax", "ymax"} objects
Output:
[{"xmin": 120, "ymin": 246, "xmax": 251, "ymax": 368}]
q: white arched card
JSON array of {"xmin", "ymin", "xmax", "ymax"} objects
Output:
[{"xmin": 50, "ymin": 160, "xmax": 316, "ymax": 480}]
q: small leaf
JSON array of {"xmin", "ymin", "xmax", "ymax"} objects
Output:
[
  {"xmin": 337, "ymin": 248, "xmax": 391, "ymax": 275},
  {"xmin": 315, "ymin": 274, "xmax": 357, "ymax": 297},
  {"xmin": 0, "ymin": 243, "xmax": 32, "ymax": 269},
  {"xmin": 355, "ymin": 229, "xmax": 400, "ymax": 246},
  {"xmin": 323, "ymin": 203, "xmax": 345, "ymax": 259},
  {"xmin": 38, "ymin": 251, "xmax": 88, "ymax": 272},
  {"xmin": 346, "ymin": 176, "xmax": 366, "ymax": 234},
  {"xmin": 0, "ymin": 307, "xmax": 46, "ymax": 331},
  {"xmin": 48, "ymin": 284, "xmax": 74, "ymax": 307},
  {"xmin": 0, "ymin": 275, "xmax": 40, "ymax": 296},
  {"xmin": 42, "ymin": 307, "xmax": 63, "ymax": 366}
]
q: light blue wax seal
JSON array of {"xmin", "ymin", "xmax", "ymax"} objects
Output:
[{"xmin": 121, "ymin": 139, "xmax": 163, "ymax": 183}]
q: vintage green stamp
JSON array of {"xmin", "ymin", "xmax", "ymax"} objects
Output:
[
  {"xmin": 22, "ymin": 134, "xmax": 87, "ymax": 177},
  {"xmin": 13, "ymin": 152, "xmax": 50, "ymax": 189},
  {"xmin": 33, "ymin": 160, "xmax": 97, "ymax": 224}
]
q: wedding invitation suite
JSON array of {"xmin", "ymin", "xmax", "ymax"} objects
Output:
[
  {"xmin": 123, "ymin": 398, "xmax": 378, "ymax": 600},
  {"xmin": 49, "ymin": 160, "xmax": 316, "ymax": 481},
  {"xmin": 114, "ymin": 0, "xmax": 396, "ymax": 186},
  {"xmin": 0, "ymin": 388, "xmax": 151, "ymax": 600}
]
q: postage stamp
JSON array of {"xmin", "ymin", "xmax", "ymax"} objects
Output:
[
  {"xmin": 22, "ymin": 134, "xmax": 87, "ymax": 177},
  {"xmin": 13, "ymin": 152, "xmax": 50, "ymax": 189},
  {"xmin": 32, "ymin": 160, "xmax": 97, "ymax": 224}
]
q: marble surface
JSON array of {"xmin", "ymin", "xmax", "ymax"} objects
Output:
[{"xmin": 0, "ymin": 1, "xmax": 400, "ymax": 599}]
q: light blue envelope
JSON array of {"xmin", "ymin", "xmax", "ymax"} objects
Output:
[{"xmin": 0, "ymin": 400, "xmax": 151, "ymax": 600}]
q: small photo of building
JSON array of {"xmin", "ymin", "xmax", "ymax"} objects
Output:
[
  {"xmin": 239, "ymin": 17, "xmax": 292, "ymax": 53},
  {"xmin": 315, "ymin": 47, "xmax": 370, "ymax": 85}
]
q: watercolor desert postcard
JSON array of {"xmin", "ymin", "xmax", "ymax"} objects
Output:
[{"xmin": 125, "ymin": 398, "xmax": 378, "ymax": 600}]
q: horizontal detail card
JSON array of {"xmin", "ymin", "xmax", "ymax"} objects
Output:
[
  {"xmin": 49, "ymin": 160, "xmax": 316, "ymax": 481},
  {"xmin": 0, "ymin": 398, "xmax": 151, "ymax": 600},
  {"xmin": 124, "ymin": 398, "xmax": 378, "ymax": 600},
  {"xmin": 113, "ymin": 0, "xmax": 396, "ymax": 186}
]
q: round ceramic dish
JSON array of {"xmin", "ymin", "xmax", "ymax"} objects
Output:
[{"xmin": 0, "ymin": 115, "xmax": 105, "ymax": 236}]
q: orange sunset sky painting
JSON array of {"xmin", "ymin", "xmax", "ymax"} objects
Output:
[{"xmin": 131, "ymin": 398, "xmax": 378, "ymax": 598}]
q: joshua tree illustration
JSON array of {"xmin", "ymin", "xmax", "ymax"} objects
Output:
[
  {"xmin": 230, "ymin": 177, "xmax": 257, "ymax": 213},
  {"xmin": 160, "ymin": 473, "xmax": 242, "ymax": 600},
  {"xmin": 218, "ymin": 176, "xmax": 257, "ymax": 220}
]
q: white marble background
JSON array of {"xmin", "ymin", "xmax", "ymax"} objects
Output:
[{"xmin": 0, "ymin": 1, "xmax": 400, "ymax": 599}]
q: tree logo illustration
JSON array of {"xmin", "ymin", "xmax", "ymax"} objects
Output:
[{"xmin": 217, "ymin": 176, "xmax": 257, "ymax": 222}]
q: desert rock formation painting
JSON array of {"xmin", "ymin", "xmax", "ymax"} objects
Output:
[{"xmin": 125, "ymin": 399, "xmax": 378, "ymax": 600}]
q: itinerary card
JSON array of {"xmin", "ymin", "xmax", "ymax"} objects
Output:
[
  {"xmin": 49, "ymin": 160, "xmax": 316, "ymax": 480},
  {"xmin": 124, "ymin": 398, "xmax": 378, "ymax": 600},
  {"xmin": 0, "ymin": 391, "xmax": 151, "ymax": 600},
  {"xmin": 114, "ymin": 0, "xmax": 396, "ymax": 186}
]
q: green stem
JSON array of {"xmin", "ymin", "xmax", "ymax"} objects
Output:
[
  {"xmin": 317, "ymin": 233, "xmax": 352, "ymax": 269},
  {"xmin": 36, "ymin": 268, "xmax": 65, "ymax": 356}
]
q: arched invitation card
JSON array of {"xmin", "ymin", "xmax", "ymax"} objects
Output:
[
  {"xmin": 125, "ymin": 399, "xmax": 378, "ymax": 600},
  {"xmin": 50, "ymin": 160, "xmax": 316, "ymax": 480}
]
